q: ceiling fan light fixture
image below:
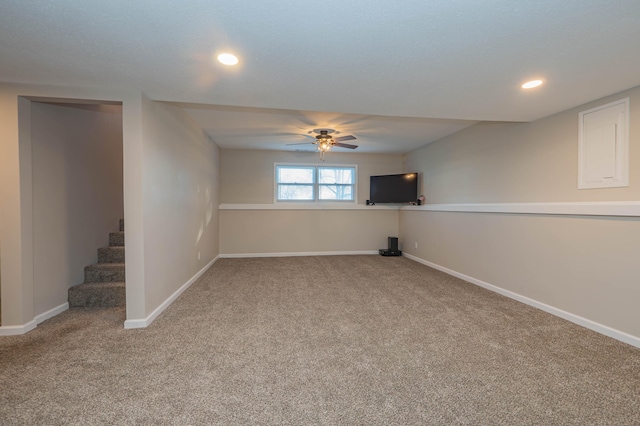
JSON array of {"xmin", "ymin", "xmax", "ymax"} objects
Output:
[
  {"xmin": 318, "ymin": 140, "xmax": 332, "ymax": 151},
  {"xmin": 284, "ymin": 128, "xmax": 357, "ymax": 160}
]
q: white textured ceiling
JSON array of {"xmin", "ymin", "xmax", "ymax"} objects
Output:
[
  {"xmin": 179, "ymin": 103, "xmax": 476, "ymax": 153},
  {"xmin": 1, "ymin": 1, "xmax": 639, "ymax": 153}
]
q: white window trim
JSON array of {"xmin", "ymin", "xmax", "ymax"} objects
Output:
[{"xmin": 274, "ymin": 163, "xmax": 358, "ymax": 203}]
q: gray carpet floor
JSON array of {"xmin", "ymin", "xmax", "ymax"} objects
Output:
[{"xmin": 1, "ymin": 256, "xmax": 639, "ymax": 425}]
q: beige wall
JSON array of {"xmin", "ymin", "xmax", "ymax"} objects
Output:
[
  {"xmin": 31, "ymin": 102, "xmax": 123, "ymax": 315},
  {"xmin": 400, "ymin": 85, "xmax": 640, "ymax": 340},
  {"xmin": 400, "ymin": 211, "xmax": 640, "ymax": 337},
  {"xmin": 405, "ymin": 85, "xmax": 640, "ymax": 203},
  {"xmin": 221, "ymin": 149, "xmax": 403, "ymax": 204},
  {"xmin": 220, "ymin": 149, "xmax": 402, "ymax": 254},
  {"xmin": 1, "ymin": 84, "xmax": 137, "ymax": 329},
  {"xmin": 221, "ymin": 209, "xmax": 398, "ymax": 255},
  {"xmin": 140, "ymin": 98, "xmax": 220, "ymax": 316},
  {"xmin": 0, "ymin": 90, "xmax": 31, "ymax": 326}
]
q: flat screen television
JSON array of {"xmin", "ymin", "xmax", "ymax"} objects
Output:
[{"xmin": 369, "ymin": 173, "xmax": 418, "ymax": 204}]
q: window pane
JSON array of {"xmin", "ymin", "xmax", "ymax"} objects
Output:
[
  {"xmin": 277, "ymin": 167, "xmax": 314, "ymax": 184},
  {"xmin": 319, "ymin": 185, "xmax": 353, "ymax": 200},
  {"xmin": 278, "ymin": 184, "xmax": 314, "ymax": 200},
  {"xmin": 318, "ymin": 167, "xmax": 354, "ymax": 184}
]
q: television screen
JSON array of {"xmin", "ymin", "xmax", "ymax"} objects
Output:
[{"xmin": 369, "ymin": 173, "xmax": 418, "ymax": 204}]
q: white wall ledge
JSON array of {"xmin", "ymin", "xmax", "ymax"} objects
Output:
[
  {"xmin": 219, "ymin": 203, "xmax": 397, "ymax": 210},
  {"xmin": 219, "ymin": 201, "xmax": 640, "ymax": 217},
  {"xmin": 403, "ymin": 201, "xmax": 640, "ymax": 217}
]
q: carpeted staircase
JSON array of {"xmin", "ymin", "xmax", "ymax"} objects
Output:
[{"xmin": 68, "ymin": 219, "xmax": 125, "ymax": 308}]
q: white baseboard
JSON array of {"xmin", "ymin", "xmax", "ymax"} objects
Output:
[
  {"xmin": 124, "ymin": 256, "xmax": 219, "ymax": 329},
  {"xmin": 0, "ymin": 319, "xmax": 37, "ymax": 336},
  {"xmin": 35, "ymin": 302, "xmax": 69, "ymax": 324},
  {"xmin": 220, "ymin": 250, "xmax": 378, "ymax": 258},
  {"xmin": 403, "ymin": 253, "xmax": 640, "ymax": 349},
  {"xmin": 0, "ymin": 302, "xmax": 69, "ymax": 336}
]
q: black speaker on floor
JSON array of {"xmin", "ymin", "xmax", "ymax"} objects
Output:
[{"xmin": 380, "ymin": 237, "xmax": 402, "ymax": 256}]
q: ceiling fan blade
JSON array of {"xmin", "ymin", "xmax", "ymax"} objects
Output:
[
  {"xmin": 333, "ymin": 142, "xmax": 358, "ymax": 149},
  {"xmin": 286, "ymin": 142, "xmax": 315, "ymax": 146},
  {"xmin": 334, "ymin": 135, "xmax": 356, "ymax": 142}
]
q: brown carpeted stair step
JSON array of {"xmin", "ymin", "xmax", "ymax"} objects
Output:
[
  {"xmin": 68, "ymin": 282, "xmax": 125, "ymax": 308},
  {"xmin": 69, "ymin": 219, "xmax": 125, "ymax": 309},
  {"xmin": 98, "ymin": 246, "xmax": 125, "ymax": 263},
  {"xmin": 109, "ymin": 231, "xmax": 124, "ymax": 247},
  {"xmin": 84, "ymin": 263, "xmax": 125, "ymax": 283}
]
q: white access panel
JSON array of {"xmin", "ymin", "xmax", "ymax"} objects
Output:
[{"xmin": 578, "ymin": 98, "xmax": 629, "ymax": 189}]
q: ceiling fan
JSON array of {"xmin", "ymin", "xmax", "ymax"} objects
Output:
[{"xmin": 287, "ymin": 128, "xmax": 358, "ymax": 160}]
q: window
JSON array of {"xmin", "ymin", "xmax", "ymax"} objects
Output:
[
  {"xmin": 276, "ymin": 166, "xmax": 315, "ymax": 201},
  {"xmin": 318, "ymin": 167, "xmax": 355, "ymax": 201},
  {"xmin": 276, "ymin": 165, "xmax": 356, "ymax": 202}
]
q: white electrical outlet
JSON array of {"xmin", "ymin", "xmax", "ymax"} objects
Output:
[{"xmin": 414, "ymin": 241, "xmax": 418, "ymax": 249}]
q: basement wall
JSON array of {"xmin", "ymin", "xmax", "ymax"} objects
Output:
[
  {"xmin": 1, "ymin": 83, "xmax": 138, "ymax": 331},
  {"xmin": 400, "ymin": 85, "xmax": 640, "ymax": 342},
  {"xmin": 31, "ymin": 102, "xmax": 123, "ymax": 316},
  {"xmin": 219, "ymin": 150, "xmax": 402, "ymax": 256},
  {"xmin": 138, "ymin": 98, "xmax": 220, "ymax": 320}
]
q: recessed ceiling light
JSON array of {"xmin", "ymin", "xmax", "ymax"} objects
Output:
[
  {"xmin": 521, "ymin": 79, "xmax": 543, "ymax": 89},
  {"xmin": 217, "ymin": 53, "xmax": 239, "ymax": 66}
]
